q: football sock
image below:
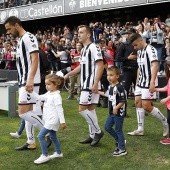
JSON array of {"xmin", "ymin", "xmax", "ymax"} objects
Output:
[
  {"xmin": 79, "ymin": 109, "xmax": 101, "ymax": 137},
  {"xmin": 150, "ymin": 107, "xmax": 167, "ymax": 126},
  {"xmin": 136, "ymin": 108, "xmax": 145, "ymax": 131}
]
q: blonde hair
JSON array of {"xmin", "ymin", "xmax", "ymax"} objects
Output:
[{"xmin": 45, "ymin": 74, "xmax": 64, "ymax": 90}]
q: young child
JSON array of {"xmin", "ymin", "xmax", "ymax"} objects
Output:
[
  {"xmin": 33, "ymin": 72, "xmax": 67, "ymax": 164},
  {"xmin": 98, "ymin": 66, "xmax": 127, "ymax": 156},
  {"xmin": 155, "ymin": 57, "xmax": 170, "ymax": 144}
]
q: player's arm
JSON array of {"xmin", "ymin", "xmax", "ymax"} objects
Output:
[
  {"xmin": 135, "ymin": 68, "xmax": 140, "ymax": 85},
  {"xmin": 149, "ymin": 61, "xmax": 158, "ymax": 93},
  {"xmin": 92, "ymin": 60, "xmax": 104, "ymax": 93},
  {"xmin": 64, "ymin": 65, "xmax": 80, "ymax": 80},
  {"xmin": 26, "ymin": 52, "xmax": 39, "ymax": 92}
]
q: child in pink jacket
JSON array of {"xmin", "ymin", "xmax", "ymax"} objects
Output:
[{"xmin": 156, "ymin": 57, "xmax": 170, "ymax": 144}]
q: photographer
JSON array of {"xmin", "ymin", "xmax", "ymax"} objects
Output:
[
  {"xmin": 52, "ymin": 44, "xmax": 69, "ymax": 70},
  {"xmin": 45, "ymin": 40, "xmax": 61, "ymax": 71}
]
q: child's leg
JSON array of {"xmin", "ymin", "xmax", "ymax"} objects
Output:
[
  {"xmin": 104, "ymin": 114, "xmax": 118, "ymax": 141},
  {"xmin": 17, "ymin": 119, "xmax": 25, "ymax": 135},
  {"xmin": 49, "ymin": 131, "xmax": 62, "ymax": 154},
  {"xmin": 114, "ymin": 116, "xmax": 125, "ymax": 150},
  {"xmin": 37, "ymin": 127, "xmax": 50, "ymax": 155}
]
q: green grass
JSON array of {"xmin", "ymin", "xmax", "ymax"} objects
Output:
[{"xmin": 0, "ymin": 91, "xmax": 169, "ymax": 170}]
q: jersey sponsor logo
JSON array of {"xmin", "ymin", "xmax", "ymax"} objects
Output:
[
  {"xmin": 32, "ymin": 44, "xmax": 37, "ymax": 48},
  {"xmin": 81, "ymin": 101, "xmax": 89, "ymax": 104},
  {"xmin": 97, "ymin": 53, "xmax": 101, "ymax": 56},
  {"xmin": 145, "ymin": 93, "xmax": 154, "ymax": 99},
  {"xmin": 152, "ymin": 54, "xmax": 156, "ymax": 58},
  {"xmin": 20, "ymin": 100, "xmax": 27, "ymax": 104}
]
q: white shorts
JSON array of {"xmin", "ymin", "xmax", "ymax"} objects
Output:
[
  {"xmin": 79, "ymin": 91, "xmax": 99, "ymax": 105},
  {"xmin": 135, "ymin": 86, "xmax": 156, "ymax": 100},
  {"xmin": 18, "ymin": 86, "xmax": 39, "ymax": 105}
]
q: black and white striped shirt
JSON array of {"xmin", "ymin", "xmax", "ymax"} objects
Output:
[
  {"xmin": 16, "ymin": 32, "xmax": 40, "ymax": 87},
  {"xmin": 79, "ymin": 43, "xmax": 103, "ymax": 91},
  {"xmin": 137, "ymin": 44, "xmax": 158, "ymax": 88},
  {"xmin": 105, "ymin": 83, "xmax": 126, "ymax": 117}
]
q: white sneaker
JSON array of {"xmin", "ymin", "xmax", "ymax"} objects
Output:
[
  {"xmin": 163, "ymin": 124, "xmax": 169, "ymax": 137},
  {"xmin": 127, "ymin": 130, "xmax": 144, "ymax": 136},
  {"xmin": 50, "ymin": 152, "xmax": 63, "ymax": 159},
  {"xmin": 34, "ymin": 155, "xmax": 50, "ymax": 164},
  {"xmin": 10, "ymin": 132, "xmax": 20, "ymax": 138}
]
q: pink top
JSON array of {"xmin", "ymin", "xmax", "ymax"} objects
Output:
[{"xmin": 162, "ymin": 78, "xmax": 170, "ymax": 109}]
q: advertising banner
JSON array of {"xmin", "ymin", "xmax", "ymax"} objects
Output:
[
  {"xmin": 0, "ymin": 0, "xmax": 169, "ymax": 24},
  {"xmin": 0, "ymin": 0, "xmax": 64, "ymax": 23},
  {"xmin": 65, "ymin": 0, "xmax": 147, "ymax": 14}
]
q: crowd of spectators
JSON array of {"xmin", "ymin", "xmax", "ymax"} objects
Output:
[{"xmin": 0, "ymin": 14, "xmax": 170, "ymax": 76}]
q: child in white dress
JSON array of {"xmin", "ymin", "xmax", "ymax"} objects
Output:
[{"xmin": 33, "ymin": 72, "xmax": 67, "ymax": 164}]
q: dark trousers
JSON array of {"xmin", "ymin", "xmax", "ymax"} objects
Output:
[
  {"xmin": 167, "ymin": 109, "xmax": 170, "ymax": 137},
  {"xmin": 122, "ymin": 69, "xmax": 137, "ymax": 98}
]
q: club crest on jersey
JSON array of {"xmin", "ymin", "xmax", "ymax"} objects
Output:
[
  {"xmin": 113, "ymin": 91, "xmax": 117, "ymax": 95},
  {"xmin": 32, "ymin": 44, "xmax": 37, "ymax": 48}
]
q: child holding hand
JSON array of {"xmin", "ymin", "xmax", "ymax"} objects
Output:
[
  {"xmin": 156, "ymin": 57, "xmax": 170, "ymax": 144},
  {"xmin": 98, "ymin": 66, "xmax": 127, "ymax": 156},
  {"xmin": 33, "ymin": 72, "xmax": 67, "ymax": 164}
]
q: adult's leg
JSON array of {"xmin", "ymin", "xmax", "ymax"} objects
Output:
[{"xmin": 142, "ymin": 100, "xmax": 168, "ymax": 136}]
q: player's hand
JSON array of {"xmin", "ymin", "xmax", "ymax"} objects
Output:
[
  {"xmin": 25, "ymin": 79, "xmax": 34, "ymax": 93},
  {"xmin": 149, "ymin": 82, "xmax": 155, "ymax": 93},
  {"xmin": 64, "ymin": 74, "xmax": 69, "ymax": 81},
  {"xmin": 60, "ymin": 123, "xmax": 67, "ymax": 130},
  {"xmin": 92, "ymin": 83, "xmax": 98, "ymax": 94}
]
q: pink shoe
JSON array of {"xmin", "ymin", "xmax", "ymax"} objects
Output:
[{"xmin": 160, "ymin": 138, "xmax": 170, "ymax": 145}]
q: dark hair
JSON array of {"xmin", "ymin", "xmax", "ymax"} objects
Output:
[
  {"xmin": 107, "ymin": 66, "xmax": 120, "ymax": 76},
  {"xmin": 76, "ymin": 41, "xmax": 83, "ymax": 47},
  {"xmin": 58, "ymin": 44, "xmax": 65, "ymax": 51},
  {"xmin": 4, "ymin": 16, "xmax": 22, "ymax": 26},
  {"xmin": 165, "ymin": 57, "xmax": 170, "ymax": 79},
  {"xmin": 129, "ymin": 33, "xmax": 142, "ymax": 44},
  {"xmin": 45, "ymin": 74, "xmax": 64, "ymax": 90}
]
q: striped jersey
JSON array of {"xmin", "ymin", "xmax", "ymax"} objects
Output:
[
  {"xmin": 105, "ymin": 83, "xmax": 127, "ymax": 117},
  {"xmin": 137, "ymin": 44, "xmax": 158, "ymax": 88},
  {"xmin": 16, "ymin": 32, "xmax": 40, "ymax": 87},
  {"xmin": 79, "ymin": 43, "xmax": 103, "ymax": 90}
]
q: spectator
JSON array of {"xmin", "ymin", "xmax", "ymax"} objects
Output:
[
  {"xmin": 67, "ymin": 41, "xmax": 82, "ymax": 100},
  {"xmin": 105, "ymin": 40, "xmax": 115, "ymax": 67},
  {"xmin": 148, "ymin": 22, "xmax": 165, "ymax": 75}
]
